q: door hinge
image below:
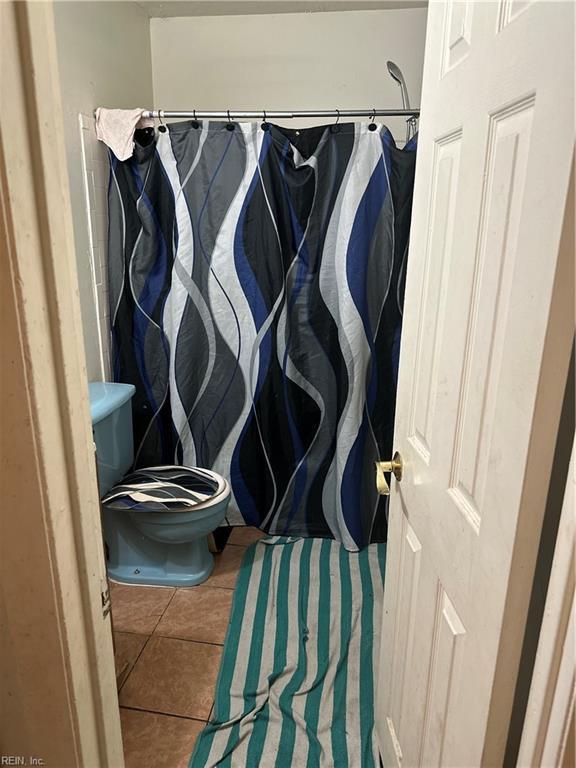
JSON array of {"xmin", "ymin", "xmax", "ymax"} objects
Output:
[{"xmin": 101, "ymin": 580, "xmax": 111, "ymax": 619}]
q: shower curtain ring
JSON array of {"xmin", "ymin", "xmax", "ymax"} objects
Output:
[
  {"xmin": 226, "ymin": 110, "xmax": 235, "ymax": 131},
  {"xmin": 369, "ymin": 108, "xmax": 377, "ymax": 131},
  {"xmin": 261, "ymin": 110, "xmax": 270, "ymax": 132},
  {"xmin": 158, "ymin": 110, "xmax": 167, "ymax": 133},
  {"xmin": 332, "ymin": 108, "xmax": 341, "ymax": 133}
]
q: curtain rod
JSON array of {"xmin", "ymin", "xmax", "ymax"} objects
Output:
[{"xmin": 141, "ymin": 108, "xmax": 420, "ymax": 120}]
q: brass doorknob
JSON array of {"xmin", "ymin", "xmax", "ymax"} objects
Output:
[{"xmin": 375, "ymin": 451, "xmax": 403, "ymax": 496}]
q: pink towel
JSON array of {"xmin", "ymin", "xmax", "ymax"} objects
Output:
[{"xmin": 95, "ymin": 108, "xmax": 154, "ymax": 161}]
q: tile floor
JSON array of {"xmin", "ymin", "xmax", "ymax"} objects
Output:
[{"xmin": 110, "ymin": 526, "xmax": 264, "ymax": 768}]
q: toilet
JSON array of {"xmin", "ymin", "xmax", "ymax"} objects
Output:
[{"xmin": 89, "ymin": 381, "xmax": 231, "ymax": 587}]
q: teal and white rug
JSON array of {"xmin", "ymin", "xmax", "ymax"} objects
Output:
[{"xmin": 190, "ymin": 536, "xmax": 386, "ymax": 768}]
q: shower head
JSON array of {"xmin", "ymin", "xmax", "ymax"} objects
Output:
[{"xmin": 387, "ymin": 60, "xmax": 411, "ymax": 111}]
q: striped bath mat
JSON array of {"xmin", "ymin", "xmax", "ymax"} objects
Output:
[{"xmin": 190, "ymin": 536, "xmax": 386, "ymax": 768}]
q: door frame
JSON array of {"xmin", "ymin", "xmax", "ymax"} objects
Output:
[
  {"xmin": 517, "ymin": 436, "xmax": 575, "ymax": 768},
  {"xmin": 1, "ymin": 1, "xmax": 123, "ymax": 765}
]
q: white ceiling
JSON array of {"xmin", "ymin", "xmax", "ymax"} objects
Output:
[{"xmin": 135, "ymin": 1, "xmax": 427, "ymax": 19}]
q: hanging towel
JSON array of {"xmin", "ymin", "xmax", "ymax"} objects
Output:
[{"xmin": 94, "ymin": 107, "xmax": 154, "ymax": 161}]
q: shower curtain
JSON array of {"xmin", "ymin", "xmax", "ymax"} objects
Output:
[{"xmin": 108, "ymin": 120, "xmax": 416, "ymax": 551}]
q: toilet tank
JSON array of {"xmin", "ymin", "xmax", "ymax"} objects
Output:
[{"xmin": 89, "ymin": 382, "xmax": 136, "ymax": 497}]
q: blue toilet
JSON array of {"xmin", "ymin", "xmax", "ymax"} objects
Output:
[{"xmin": 89, "ymin": 382, "xmax": 231, "ymax": 587}]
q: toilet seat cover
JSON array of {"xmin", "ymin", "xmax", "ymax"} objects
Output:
[{"xmin": 101, "ymin": 465, "xmax": 229, "ymax": 512}]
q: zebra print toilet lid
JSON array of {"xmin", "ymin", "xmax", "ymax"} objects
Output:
[{"xmin": 101, "ymin": 465, "xmax": 230, "ymax": 513}]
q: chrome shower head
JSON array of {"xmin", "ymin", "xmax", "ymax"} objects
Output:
[{"xmin": 387, "ymin": 60, "xmax": 411, "ymax": 111}]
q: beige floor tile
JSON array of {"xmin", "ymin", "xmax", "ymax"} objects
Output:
[
  {"xmin": 120, "ymin": 708, "xmax": 204, "ymax": 768},
  {"xmin": 155, "ymin": 587, "xmax": 233, "ymax": 645},
  {"xmin": 119, "ymin": 636, "xmax": 221, "ymax": 719},
  {"xmin": 206, "ymin": 545, "xmax": 247, "ymax": 589},
  {"xmin": 114, "ymin": 632, "xmax": 147, "ymax": 688},
  {"xmin": 110, "ymin": 582, "xmax": 175, "ymax": 634},
  {"xmin": 227, "ymin": 526, "xmax": 266, "ymax": 547}
]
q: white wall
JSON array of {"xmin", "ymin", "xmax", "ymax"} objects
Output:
[
  {"xmin": 53, "ymin": 1, "xmax": 153, "ymax": 381},
  {"xmin": 150, "ymin": 8, "xmax": 427, "ymax": 137}
]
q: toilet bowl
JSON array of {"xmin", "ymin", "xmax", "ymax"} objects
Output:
[{"xmin": 89, "ymin": 382, "xmax": 231, "ymax": 587}]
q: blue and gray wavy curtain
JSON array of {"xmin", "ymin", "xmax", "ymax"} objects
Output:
[{"xmin": 108, "ymin": 121, "xmax": 416, "ymax": 550}]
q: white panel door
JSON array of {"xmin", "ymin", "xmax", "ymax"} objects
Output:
[{"xmin": 376, "ymin": 1, "xmax": 574, "ymax": 766}]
